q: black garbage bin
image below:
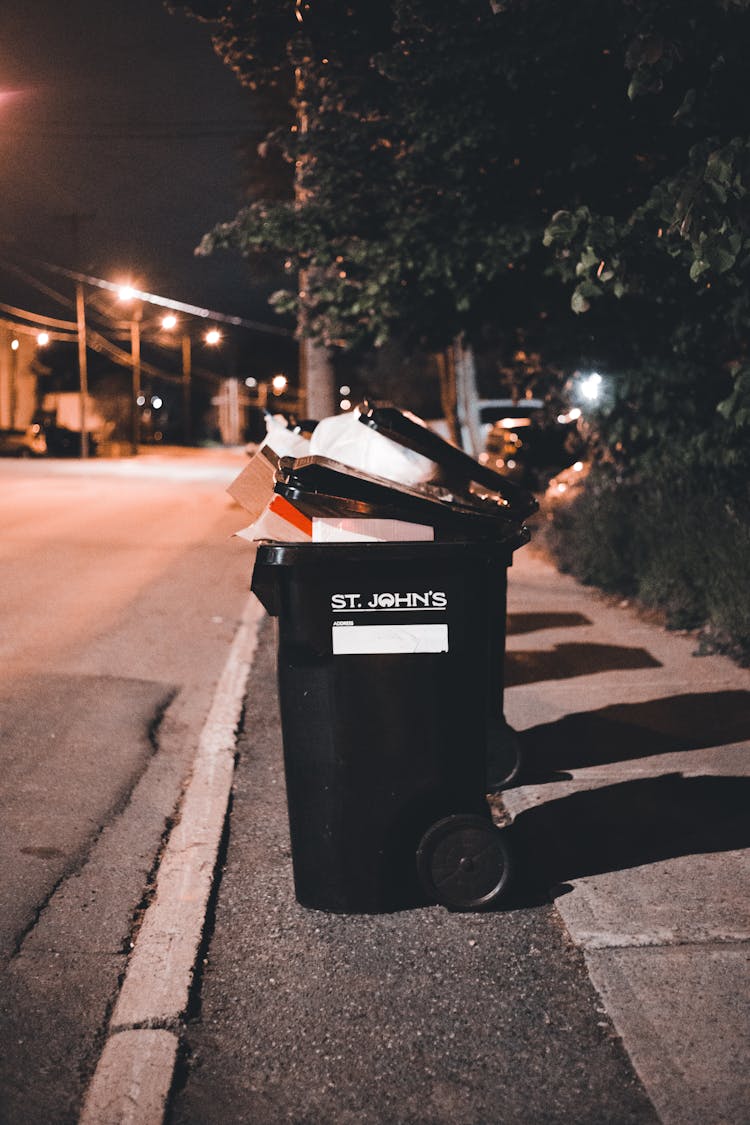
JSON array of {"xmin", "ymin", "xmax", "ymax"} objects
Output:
[
  {"xmin": 253, "ymin": 539, "xmax": 520, "ymax": 914},
  {"xmin": 249, "ymin": 406, "xmax": 536, "ymax": 914}
]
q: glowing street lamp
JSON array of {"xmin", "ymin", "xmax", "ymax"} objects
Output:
[
  {"xmin": 205, "ymin": 327, "xmax": 222, "ymax": 346},
  {"xmin": 580, "ymin": 371, "xmax": 603, "ymax": 403},
  {"xmin": 161, "ymin": 313, "xmax": 178, "ymax": 331},
  {"xmin": 36, "ymin": 331, "xmax": 50, "ymax": 347},
  {"xmin": 271, "ymin": 373, "xmax": 288, "ymax": 396}
]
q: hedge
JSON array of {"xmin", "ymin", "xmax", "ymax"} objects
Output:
[{"xmin": 542, "ymin": 466, "xmax": 750, "ymax": 662}]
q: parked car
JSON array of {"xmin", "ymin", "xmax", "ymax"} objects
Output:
[
  {"xmin": 480, "ymin": 403, "xmax": 584, "ymax": 491},
  {"xmin": 0, "ymin": 425, "xmax": 47, "ymax": 458},
  {"xmin": 42, "ymin": 424, "xmax": 96, "ymax": 457}
]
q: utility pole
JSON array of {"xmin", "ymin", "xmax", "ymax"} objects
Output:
[
  {"xmin": 57, "ymin": 212, "xmax": 95, "ymax": 458},
  {"xmin": 181, "ymin": 334, "xmax": 192, "ymax": 444},
  {"xmin": 130, "ymin": 307, "xmax": 142, "ymax": 453},
  {"xmin": 76, "ymin": 283, "xmax": 89, "ymax": 458},
  {"xmin": 9, "ymin": 335, "xmax": 19, "ymax": 430}
]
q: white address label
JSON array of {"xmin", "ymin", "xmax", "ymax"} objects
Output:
[{"xmin": 332, "ymin": 623, "xmax": 449, "ymax": 655}]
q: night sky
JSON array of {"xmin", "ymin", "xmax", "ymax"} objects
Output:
[{"xmin": 0, "ymin": 0, "xmax": 281, "ymax": 328}]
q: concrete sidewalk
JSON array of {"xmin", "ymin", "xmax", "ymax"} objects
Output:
[{"xmin": 501, "ymin": 547, "xmax": 750, "ymax": 1125}]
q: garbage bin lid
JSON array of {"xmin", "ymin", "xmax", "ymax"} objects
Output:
[
  {"xmin": 274, "ymin": 455, "xmax": 528, "ymax": 544},
  {"xmin": 358, "ymin": 402, "xmax": 538, "ymax": 520}
]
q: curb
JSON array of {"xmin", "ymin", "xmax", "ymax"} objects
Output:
[{"xmin": 79, "ymin": 595, "xmax": 264, "ymax": 1125}]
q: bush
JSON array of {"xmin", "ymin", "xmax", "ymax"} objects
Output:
[{"xmin": 543, "ymin": 466, "xmax": 750, "ymax": 660}]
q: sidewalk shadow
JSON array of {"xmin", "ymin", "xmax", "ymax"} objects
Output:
[
  {"xmin": 507, "ymin": 612, "xmax": 592, "ymax": 636},
  {"xmin": 509, "ymin": 774, "xmax": 750, "ymax": 897},
  {"xmin": 517, "ymin": 691, "xmax": 750, "ymax": 780},
  {"xmin": 505, "ymin": 643, "xmax": 661, "ymax": 687}
]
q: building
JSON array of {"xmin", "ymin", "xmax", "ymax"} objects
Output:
[{"xmin": 0, "ymin": 327, "xmax": 38, "ymax": 431}]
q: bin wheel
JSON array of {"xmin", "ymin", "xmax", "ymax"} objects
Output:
[
  {"xmin": 416, "ymin": 814, "xmax": 513, "ymax": 911},
  {"xmin": 487, "ymin": 723, "xmax": 523, "ymax": 792}
]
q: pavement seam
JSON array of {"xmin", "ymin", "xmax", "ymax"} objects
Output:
[
  {"xmin": 575, "ymin": 934, "xmax": 750, "ymax": 950},
  {"xmin": 78, "ymin": 593, "xmax": 264, "ymax": 1125}
]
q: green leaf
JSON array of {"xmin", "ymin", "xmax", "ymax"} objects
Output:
[
  {"xmin": 689, "ymin": 258, "xmax": 709, "ymax": 281},
  {"xmin": 571, "ymin": 290, "xmax": 591, "ymax": 314}
]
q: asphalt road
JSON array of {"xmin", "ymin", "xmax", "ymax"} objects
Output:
[{"xmin": 0, "ymin": 448, "xmax": 254, "ymax": 1123}]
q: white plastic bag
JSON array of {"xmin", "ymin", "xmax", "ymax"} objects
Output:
[{"xmin": 309, "ymin": 409, "xmax": 435, "ymax": 486}]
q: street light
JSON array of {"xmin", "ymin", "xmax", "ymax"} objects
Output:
[
  {"xmin": 205, "ymin": 328, "xmax": 222, "ymax": 346},
  {"xmin": 271, "ymin": 373, "xmax": 288, "ymax": 396},
  {"xmin": 580, "ymin": 372, "xmax": 603, "ymax": 403}
]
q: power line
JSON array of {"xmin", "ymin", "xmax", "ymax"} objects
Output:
[
  {"xmin": 0, "ymin": 258, "xmax": 77, "ymax": 313},
  {"xmin": 6, "ymin": 254, "xmax": 293, "ymax": 337},
  {"xmin": 0, "ymin": 317, "xmax": 76, "ymax": 343},
  {"xmin": 0, "ymin": 301, "xmax": 77, "ymax": 331},
  {"xmin": 0, "ymin": 291, "xmax": 226, "ymax": 387}
]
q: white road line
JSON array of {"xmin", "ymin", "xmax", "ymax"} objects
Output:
[{"xmin": 79, "ymin": 593, "xmax": 264, "ymax": 1125}]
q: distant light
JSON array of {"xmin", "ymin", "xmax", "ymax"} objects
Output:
[
  {"xmin": 161, "ymin": 314, "xmax": 178, "ymax": 330},
  {"xmin": 506, "ymin": 459, "xmax": 517, "ymax": 469},
  {"xmin": 340, "ymin": 398, "xmax": 352, "ymax": 411},
  {"xmin": 339, "ymin": 384, "xmax": 351, "ymax": 396},
  {"xmin": 557, "ymin": 482, "xmax": 568, "ymax": 493},
  {"xmin": 573, "ymin": 461, "xmax": 584, "ymax": 472},
  {"xmin": 10, "ymin": 338, "xmax": 20, "ymax": 351},
  {"xmin": 151, "ymin": 396, "xmax": 163, "ymax": 409},
  {"xmin": 580, "ymin": 372, "xmax": 603, "ymax": 402},
  {"xmin": 498, "ymin": 417, "xmax": 532, "ymax": 428},
  {"xmin": 205, "ymin": 328, "xmax": 222, "ymax": 346},
  {"xmin": 557, "ymin": 406, "xmax": 583, "ymax": 424},
  {"xmin": 117, "ymin": 285, "xmax": 137, "ymax": 302},
  {"xmin": 136, "ymin": 395, "xmax": 146, "ymax": 406},
  {"xmin": 245, "ymin": 376, "xmax": 258, "ymax": 388},
  {"xmin": 271, "ymin": 374, "xmax": 288, "ymax": 394},
  {"xmin": 36, "ymin": 331, "xmax": 50, "ymax": 347}
]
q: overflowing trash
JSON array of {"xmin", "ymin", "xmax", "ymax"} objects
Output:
[
  {"xmin": 228, "ymin": 416, "xmax": 312, "ymax": 542},
  {"xmin": 228, "ymin": 401, "xmax": 537, "ymax": 546}
]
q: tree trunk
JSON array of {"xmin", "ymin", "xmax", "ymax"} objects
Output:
[
  {"xmin": 436, "ymin": 349, "xmax": 461, "ymax": 446},
  {"xmin": 299, "ymin": 333, "xmax": 336, "ymax": 420},
  {"xmin": 294, "ymin": 64, "xmax": 337, "ymax": 423},
  {"xmin": 453, "ymin": 335, "xmax": 483, "ymax": 457}
]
